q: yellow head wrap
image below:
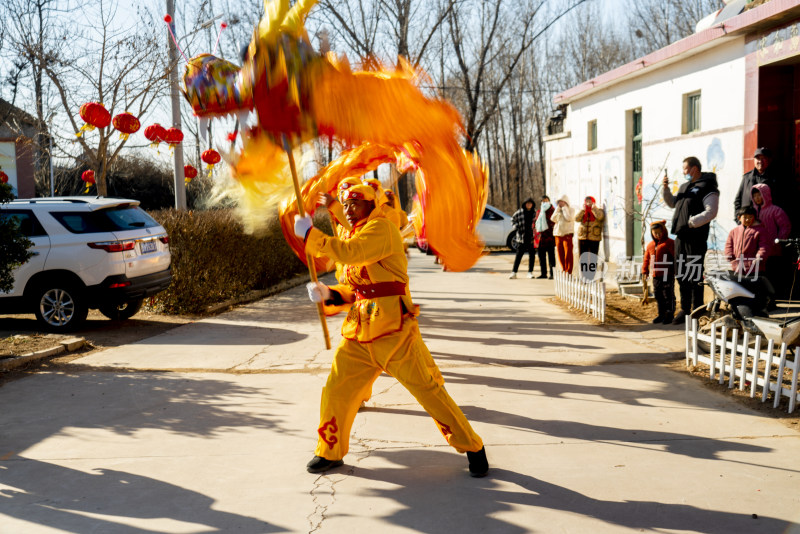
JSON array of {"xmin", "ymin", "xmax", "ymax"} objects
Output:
[{"xmin": 341, "ymin": 183, "xmax": 376, "ymax": 202}]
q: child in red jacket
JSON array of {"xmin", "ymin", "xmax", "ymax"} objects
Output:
[{"xmin": 642, "ymin": 220, "xmax": 676, "ymax": 324}]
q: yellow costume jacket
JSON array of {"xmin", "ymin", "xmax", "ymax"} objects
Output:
[{"xmin": 305, "ymin": 207, "xmax": 416, "ymax": 342}]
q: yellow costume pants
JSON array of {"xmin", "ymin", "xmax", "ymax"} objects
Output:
[{"xmin": 315, "ymin": 318, "xmax": 483, "ymax": 460}]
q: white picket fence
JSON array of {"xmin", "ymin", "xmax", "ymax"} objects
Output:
[
  {"xmin": 685, "ymin": 317, "xmax": 800, "ymax": 413},
  {"xmin": 553, "ymin": 270, "xmax": 606, "ymax": 323}
]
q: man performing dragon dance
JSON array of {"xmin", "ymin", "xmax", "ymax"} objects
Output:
[
  {"xmin": 176, "ymin": 0, "xmax": 490, "ymax": 476},
  {"xmin": 294, "ymin": 185, "xmax": 488, "ymax": 476}
]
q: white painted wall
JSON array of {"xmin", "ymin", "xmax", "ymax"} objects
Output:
[{"xmin": 546, "ymin": 37, "xmax": 746, "ymax": 263}]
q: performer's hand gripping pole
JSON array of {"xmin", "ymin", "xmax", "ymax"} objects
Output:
[{"xmin": 284, "ymin": 137, "xmax": 332, "ymax": 350}]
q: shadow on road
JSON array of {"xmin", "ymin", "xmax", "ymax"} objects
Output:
[
  {"xmin": 0, "ymin": 372, "xmax": 297, "ymax": 533},
  {"xmin": 345, "ymin": 449, "xmax": 786, "ymax": 533},
  {"xmin": 0, "ymin": 459, "xmax": 281, "ymax": 534}
]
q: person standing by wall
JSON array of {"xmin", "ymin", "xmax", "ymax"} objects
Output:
[
  {"xmin": 734, "ymin": 147, "xmax": 781, "ymax": 214},
  {"xmin": 641, "ymin": 220, "xmax": 675, "ymax": 324},
  {"xmin": 551, "ymin": 195, "xmax": 575, "ymax": 275},
  {"xmin": 750, "ymin": 183, "xmax": 791, "ymax": 301},
  {"xmin": 534, "ymin": 195, "xmax": 556, "ymax": 279},
  {"xmin": 725, "ymin": 206, "xmax": 771, "ymax": 319},
  {"xmin": 509, "ymin": 197, "xmax": 537, "ymax": 279},
  {"xmin": 662, "ymin": 156, "xmax": 719, "ymax": 325},
  {"xmin": 574, "ymin": 196, "xmax": 605, "ymax": 275}
]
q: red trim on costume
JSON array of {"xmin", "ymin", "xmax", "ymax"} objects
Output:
[
  {"xmin": 435, "ymin": 419, "xmax": 453, "ymax": 440},
  {"xmin": 353, "ymin": 281, "xmax": 407, "ymax": 300},
  {"xmin": 318, "ymin": 416, "xmax": 339, "ymax": 449}
]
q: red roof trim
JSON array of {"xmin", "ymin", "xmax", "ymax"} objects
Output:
[{"xmin": 555, "ymin": 0, "xmax": 800, "ymax": 104}]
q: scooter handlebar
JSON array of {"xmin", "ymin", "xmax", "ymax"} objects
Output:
[{"xmin": 776, "ymin": 238, "xmax": 800, "ymax": 245}]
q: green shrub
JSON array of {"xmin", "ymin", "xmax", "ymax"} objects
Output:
[
  {"xmin": 146, "ymin": 208, "xmax": 316, "ymax": 315},
  {"xmin": 0, "ymin": 183, "xmax": 33, "ymax": 293}
]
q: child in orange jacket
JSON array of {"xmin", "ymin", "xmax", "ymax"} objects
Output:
[{"xmin": 641, "ymin": 220, "xmax": 676, "ymax": 324}]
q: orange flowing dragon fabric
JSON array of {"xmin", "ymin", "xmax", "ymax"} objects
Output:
[{"xmin": 181, "ymin": 0, "xmax": 488, "ymax": 272}]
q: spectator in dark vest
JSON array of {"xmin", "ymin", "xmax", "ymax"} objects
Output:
[{"xmin": 662, "ymin": 156, "xmax": 719, "ymax": 325}]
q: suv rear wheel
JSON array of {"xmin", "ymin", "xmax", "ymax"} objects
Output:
[
  {"xmin": 99, "ymin": 298, "xmax": 144, "ymax": 321},
  {"xmin": 33, "ymin": 284, "xmax": 88, "ymax": 332}
]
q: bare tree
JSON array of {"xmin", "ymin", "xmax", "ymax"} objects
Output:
[
  {"xmin": 447, "ymin": 0, "xmax": 593, "ymax": 153},
  {"xmin": 627, "ymin": 0, "xmax": 725, "ymax": 58},
  {"xmin": 547, "ymin": 2, "xmax": 633, "ymax": 91},
  {"xmin": 31, "ymin": 1, "xmax": 169, "ymax": 196},
  {"xmin": 1, "ymin": 0, "xmax": 77, "ymax": 184},
  {"xmin": 315, "ymin": 0, "xmax": 381, "ymax": 58}
]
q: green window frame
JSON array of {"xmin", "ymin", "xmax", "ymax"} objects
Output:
[
  {"xmin": 587, "ymin": 120, "xmax": 598, "ymax": 151},
  {"xmin": 683, "ymin": 92, "xmax": 701, "ymax": 134}
]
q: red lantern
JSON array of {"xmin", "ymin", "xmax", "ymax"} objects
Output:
[
  {"xmin": 163, "ymin": 127, "xmax": 184, "ymax": 150},
  {"xmin": 76, "ymin": 102, "xmax": 111, "ymax": 137},
  {"xmin": 112, "ymin": 112, "xmax": 141, "ymax": 141},
  {"xmin": 184, "ymin": 164, "xmax": 198, "ymax": 184},
  {"xmin": 144, "ymin": 124, "xmax": 166, "ymax": 149},
  {"xmin": 81, "ymin": 170, "xmax": 96, "ymax": 193},
  {"xmin": 0, "ymin": 171, "xmax": 8, "ymax": 184},
  {"xmin": 201, "ymin": 149, "xmax": 221, "ymax": 175}
]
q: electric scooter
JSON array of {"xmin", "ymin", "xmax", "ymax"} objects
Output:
[{"xmin": 692, "ymin": 238, "xmax": 800, "ymax": 348}]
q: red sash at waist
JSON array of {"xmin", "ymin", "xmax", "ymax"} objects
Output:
[{"xmin": 353, "ymin": 281, "xmax": 407, "ymax": 300}]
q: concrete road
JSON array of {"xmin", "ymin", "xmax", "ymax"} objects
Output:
[{"xmin": 1, "ymin": 251, "xmax": 798, "ymax": 533}]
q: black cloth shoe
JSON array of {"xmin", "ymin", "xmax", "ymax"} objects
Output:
[
  {"xmin": 466, "ymin": 447, "xmax": 489, "ymax": 478},
  {"xmin": 306, "ymin": 456, "xmax": 344, "ymax": 473},
  {"xmin": 537, "ymin": 274, "xmax": 548, "ymax": 279},
  {"xmin": 651, "ymin": 315, "xmax": 664, "ymax": 324},
  {"xmin": 671, "ymin": 311, "xmax": 687, "ymax": 325},
  {"xmin": 548, "ymin": 273, "xmax": 554, "ymax": 279}
]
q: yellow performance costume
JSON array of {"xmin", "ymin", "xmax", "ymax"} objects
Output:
[{"xmin": 301, "ymin": 187, "xmax": 486, "ymax": 475}]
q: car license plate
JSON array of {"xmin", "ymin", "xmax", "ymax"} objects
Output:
[{"xmin": 140, "ymin": 240, "xmax": 157, "ymax": 254}]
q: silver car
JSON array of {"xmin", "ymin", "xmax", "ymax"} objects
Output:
[{"xmin": 477, "ymin": 205, "xmax": 517, "ymax": 250}]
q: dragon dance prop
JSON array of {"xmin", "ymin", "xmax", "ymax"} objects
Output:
[{"xmin": 179, "ymin": 0, "xmax": 488, "ymax": 346}]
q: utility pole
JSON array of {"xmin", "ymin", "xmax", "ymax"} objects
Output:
[
  {"xmin": 48, "ymin": 114, "xmax": 55, "ymax": 197},
  {"xmin": 166, "ymin": 0, "xmax": 187, "ymax": 210}
]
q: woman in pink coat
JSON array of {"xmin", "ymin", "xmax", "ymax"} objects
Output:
[{"xmin": 751, "ymin": 183, "xmax": 792, "ymax": 300}]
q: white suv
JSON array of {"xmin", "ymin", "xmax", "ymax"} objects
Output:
[{"xmin": 0, "ymin": 197, "xmax": 172, "ymax": 331}]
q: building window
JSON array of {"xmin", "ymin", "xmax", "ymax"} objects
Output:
[
  {"xmin": 683, "ymin": 91, "xmax": 701, "ymax": 134},
  {"xmin": 587, "ymin": 120, "xmax": 597, "ymax": 151}
]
